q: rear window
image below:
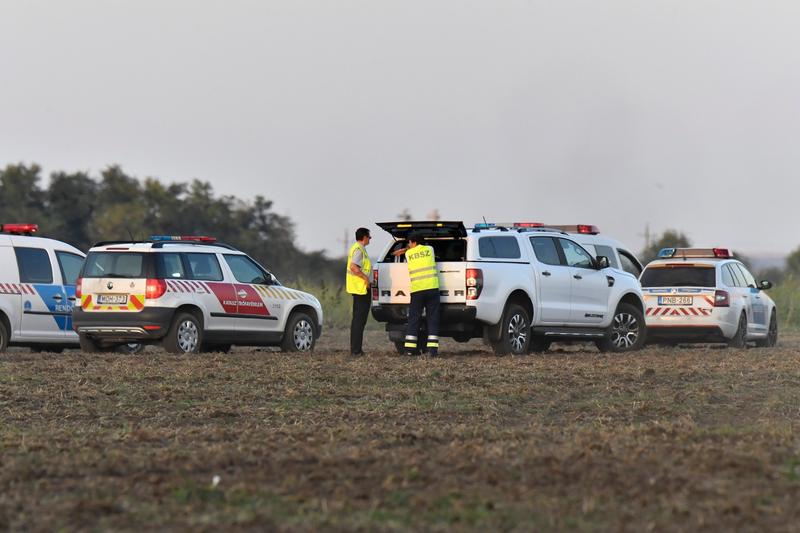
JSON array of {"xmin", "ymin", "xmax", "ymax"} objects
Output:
[
  {"xmin": 640, "ymin": 266, "xmax": 716, "ymax": 288},
  {"xmin": 83, "ymin": 252, "xmax": 146, "ymax": 278},
  {"xmin": 383, "ymin": 239, "xmax": 466, "ymax": 262},
  {"xmin": 478, "ymin": 236, "xmax": 521, "ymax": 259}
]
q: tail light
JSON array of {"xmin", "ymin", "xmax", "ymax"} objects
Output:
[
  {"xmin": 75, "ymin": 278, "xmax": 83, "ymax": 298},
  {"xmin": 466, "ymin": 268, "xmax": 483, "ymax": 300},
  {"xmin": 372, "ymin": 269, "xmax": 379, "ymax": 301},
  {"xmin": 713, "ymin": 289, "xmax": 730, "ymax": 307},
  {"xmin": 145, "ymin": 279, "xmax": 167, "ymax": 300}
]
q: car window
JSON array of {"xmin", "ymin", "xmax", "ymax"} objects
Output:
[
  {"xmin": 478, "ymin": 236, "xmax": 521, "ymax": 259},
  {"xmin": 618, "ymin": 250, "xmax": 642, "ymax": 277},
  {"xmin": 530, "ymin": 237, "xmax": 562, "ymax": 266},
  {"xmin": 640, "ymin": 266, "xmax": 716, "ymax": 287},
  {"xmin": 56, "ymin": 252, "xmax": 84, "ymax": 285},
  {"xmin": 726, "ymin": 264, "xmax": 745, "ymax": 287},
  {"xmin": 185, "ymin": 253, "xmax": 224, "ymax": 281},
  {"xmin": 224, "ymin": 254, "xmax": 267, "ymax": 284},
  {"xmin": 15, "ymin": 247, "xmax": 53, "ymax": 284},
  {"xmin": 155, "ymin": 253, "xmax": 186, "ymax": 279},
  {"xmin": 721, "ymin": 265, "xmax": 735, "ymax": 287},
  {"xmin": 593, "ymin": 244, "xmax": 620, "ymax": 269},
  {"xmin": 558, "ymin": 239, "xmax": 594, "ymax": 269},
  {"xmin": 83, "ymin": 252, "xmax": 146, "ymax": 278},
  {"xmin": 734, "ymin": 263, "xmax": 757, "ymax": 288}
]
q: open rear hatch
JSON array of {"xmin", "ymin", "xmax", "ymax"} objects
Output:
[{"xmin": 376, "ymin": 221, "xmax": 467, "ymax": 240}]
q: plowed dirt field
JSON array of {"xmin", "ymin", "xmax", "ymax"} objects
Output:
[{"xmin": 2, "ymin": 330, "xmax": 800, "ymax": 531}]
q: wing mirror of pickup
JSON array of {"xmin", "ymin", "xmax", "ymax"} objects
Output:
[
  {"xmin": 759, "ymin": 280, "xmax": 773, "ymax": 291},
  {"xmin": 595, "ymin": 256, "xmax": 610, "ymax": 270}
]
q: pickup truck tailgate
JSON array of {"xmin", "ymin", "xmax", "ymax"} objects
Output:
[{"xmin": 376, "ymin": 262, "xmax": 466, "ymax": 304}]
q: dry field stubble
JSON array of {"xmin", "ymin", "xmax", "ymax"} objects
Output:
[{"xmin": 2, "ymin": 330, "xmax": 800, "ymax": 531}]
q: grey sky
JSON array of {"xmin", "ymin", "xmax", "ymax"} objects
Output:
[{"xmin": 2, "ymin": 0, "xmax": 799, "ymax": 258}]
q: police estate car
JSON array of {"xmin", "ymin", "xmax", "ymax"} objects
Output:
[
  {"xmin": 640, "ymin": 248, "xmax": 778, "ymax": 347},
  {"xmin": 71, "ymin": 236, "xmax": 323, "ymax": 354},
  {"xmin": 0, "ymin": 224, "xmax": 85, "ymax": 353}
]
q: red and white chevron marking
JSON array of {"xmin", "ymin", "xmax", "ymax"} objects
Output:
[
  {"xmin": 0, "ymin": 283, "xmax": 35, "ymax": 295},
  {"xmin": 646, "ymin": 307, "xmax": 712, "ymax": 317},
  {"xmin": 165, "ymin": 280, "xmax": 210, "ymax": 294}
]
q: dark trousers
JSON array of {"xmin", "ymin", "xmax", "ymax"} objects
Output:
[
  {"xmin": 350, "ymin": 293, "xmax": 371, "ymax": 354},
  {"xmin": 405, "ymin": 288, "xmax": 441, "ymax": 354}
]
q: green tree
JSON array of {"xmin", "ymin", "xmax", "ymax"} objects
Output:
[
  {"xmin": 0, "ymin": 163, "xmax": 48, "ymax": 226},
  {"xmin": 640, "ymin": 230, "xmax": 692, "ymax": 264}
]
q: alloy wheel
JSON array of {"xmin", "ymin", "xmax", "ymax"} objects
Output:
[
  {"xmin": 293, "ymin": 319, "xmax": 314, "ymax": 351},
  {"xmin": 611, "ymin": 312, "xmax": 639, "ymax": 349},
  {"xmin": 177, "ymin": 320, "xmax": 199, "ymax": 353},
  {"xmin": 507, "ymin": 313, "xmax": 528, "ymax": 353}
]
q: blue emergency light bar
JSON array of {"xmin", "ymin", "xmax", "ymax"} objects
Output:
[
  {"xmin": 149, "ymin": 235, "xmax": 217, "ymax": 243},
  {"xmin": 658, "ymin": 248, "xmax": 676, "ymax": 258},
  {"xmin": 473, "ymin": 223, "xmax": 496, "ymax": 230}
]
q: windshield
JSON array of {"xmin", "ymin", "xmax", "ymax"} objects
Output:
[
  {"xmin": 640, "ymin": 266, "xmax": 716, "ymax": 288},
  {"xmin": 83, "ymin": 252, "xmax": 146, "ymax": 278}
]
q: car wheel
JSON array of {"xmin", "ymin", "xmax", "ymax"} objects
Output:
[
  {"xmin": 596, "ymin": 303, "xmax": 646, "ymax": 353},
  {"xmin": 116, "ymin": 343, "xmax": 145, "ymax": 355},
  {"xmin": 728, "ymin": 312, "xmax": 748, "ymax": 348},
  {"xmin": 756, "ymin": 311, "xmax": 778, "ymax": 348},
  {"xmin": 528, "ymin": 337, "xmax": 551, "ymax": 353},
  {"xmin": 164, "ymin": 313, "xmax": 203, "ymax": 354},
  {"xmin": 491, "ymin": 303, "xmax": 531, "ymax": 355},
  {"xmin": 281, "ymin": 312, "xmax": 316, "ymax": 352},
  {"xmin": 0, "ymin": 319, "xmax": 8, "ymax": 352}
]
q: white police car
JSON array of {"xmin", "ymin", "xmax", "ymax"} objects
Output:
[
  {"xmin": 0, "ymin": 224, "xmax": 85, "ymax": 353},
  {"xmin": 71, "ymin": 236, "xmax": 323, "ymax": 354},
  {"xmin": 640, "ymin": 248, "xmax": 778, "ymax": 347}
]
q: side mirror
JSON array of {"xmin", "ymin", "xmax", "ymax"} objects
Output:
[
  {"xmin": 759, "ymin": 280, "xmax": 773, "ymax": 291},
  {"xmin": 596, "ymin": 256, "xmax": 610, "ymax": 269}
]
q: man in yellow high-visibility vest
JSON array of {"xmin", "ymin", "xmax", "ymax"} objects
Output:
[
  {"xmin": 394, "ymin": 232, "xmax": 440, "ymax": 356},
  {"xmin": 346, "ymin": 227, "xmax": 372, "ymax": 356}
]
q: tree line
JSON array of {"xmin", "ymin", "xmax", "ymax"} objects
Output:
[{"xmin": 0, "ymin": 163, "xmax": 341, "ymax": 284}]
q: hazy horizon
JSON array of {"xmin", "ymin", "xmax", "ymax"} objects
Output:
[{"xmin": 3, "ymin": 1, "xmax": 799, "ymax": 258}]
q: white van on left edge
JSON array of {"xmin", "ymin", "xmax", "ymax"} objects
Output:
[{"xmin": 0, "ymin": 224, "xmax": 85, "ymax": 353}]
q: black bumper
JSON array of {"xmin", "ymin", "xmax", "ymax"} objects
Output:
[
  {"xmin": 371, "ymin": 303, "xmax": 477, "ymax": 324},
  {"xmin": 72, "ymin": 307, "xmax": 175, "ymax": 341},
  {"xmin": 646, "ymin": 326, "xmax": 727, "ymax": 343}
]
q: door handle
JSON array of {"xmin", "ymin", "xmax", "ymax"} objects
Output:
[
  {"xmin": 68, "ymin": 296, "xmax": 76, "ymax": 301},
  {"xmin": 542, "ymin": 271, "xmax": 551, "ymax": 277},
  {"xmin": 573, "ymin": 274, "xmax": 582, "ymax": 280},
  {"xmin": 52, "ymin": 294, "xmax": 63, "ymax": 301},
  {"xmin": 237, "ymin": 290, "xmax": 248, "ymax": 298}
]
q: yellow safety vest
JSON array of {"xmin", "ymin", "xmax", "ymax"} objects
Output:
[
  {"xmin": 346, "ymin": 242, "xmax": 371, "ymax": 295},
  {"xmin": 405, "ymin": 245, "xmax": 439, "ymax": 293}
]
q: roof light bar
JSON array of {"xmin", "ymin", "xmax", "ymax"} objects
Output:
[
  {"xmin": 545, "ymin": 224, "xmax": 600, "ymax": 234},
  {"xmin": 0, "ymin": 223, "xmax": 39, "ymax": 235},
  {"xmin": 658, "ymin": 248, "xmax": 733, "ymax": 259},
  {"xmin": 149, "ymin": 235, "xmax": 217, "ymax": 243}
]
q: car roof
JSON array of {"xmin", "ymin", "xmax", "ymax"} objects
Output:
[
  {"xmin": 645, "ymin": 258, "xmax": 734, "ymax": 268},
  {"xmin": 0, "ymin": 234, "xmax": 84, "ymax": 256},
  {"xmin": 89, "ymin": 241, "xmax": 242, "ymax": 254}
]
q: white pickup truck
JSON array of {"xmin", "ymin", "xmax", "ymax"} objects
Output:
[{"xmin": 370, "ymin": 221, "xmax": 647, "ymax": 354}]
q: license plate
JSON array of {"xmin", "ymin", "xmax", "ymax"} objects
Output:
[
  {"xmin": 658, "ymin": 296, "xmax": 692, "ymax": 306},
  {"xmin": 97, "ymin": 294, "xmax": 128, "ymax": 305}
]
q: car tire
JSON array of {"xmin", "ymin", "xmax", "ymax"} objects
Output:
[
  {"xmin": 164, "ymin": 313, "xmax": 203, "ymax": 354},
  {"xmin": 755, "ymin": 311, "xmax": 778, "ymax": 348},
  {"xmin": 79, "ymin": 332, "xmax": 107, "ymax": 353},
  {"xmin": 728, "ymin": 312, "xmax": 748, "ymax": 349},
  {"xmin": 281, "ymin": 312, "xmax": 316, "ymax": 353},
  {"xmin": 596, "ymin": 303, "xmax": 646, "ymax": 353},
  {"xmin": 528, "ymin": 337, "xmax": 551, "ymax": 353},
  {"xmin": 116, "ymin": 343, "xmax": 145, "ymax": 355},
  {"xmin": 0, "ymin": 319, "xmax": 8, "ymax": 352},
  {"xmin": 491, "ymin": 303, "xmax": 531, "ymax": 356}
]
